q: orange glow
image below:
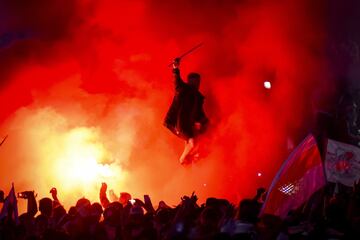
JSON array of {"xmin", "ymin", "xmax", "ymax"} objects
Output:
[{"xmin": 53, "ymin": 128, "xmax": 117, "ymax": 189}]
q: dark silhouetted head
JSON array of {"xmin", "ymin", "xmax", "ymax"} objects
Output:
[
  {"xmin": 187, "ymin": 72, "xmax": 201, "ymax": 89},
  {"xmin": 39, "ymin": 197, "xmax": 53, "ymax": 217},
  {"xmin": 53, "ymin": 205, "xmax": 66, "ymax": 222},
  {"xmin": 68, "ymin": 206, "xmax": 77, "ymax": 217},
  {"xmin": 237, "ymin": 199, "xmax": 259, "ymax": 224},
  {"xmin": 76, "ymin": 197, "xmax": 91, "ymax": 217},
  {"xmin": 104, "ymin": 202, "xmax": 122, "ymax": 225},
  {"xmin": 119, "ymin": 192, "xmax": 131, "ymax": 206},
  {"xmin": 91, "ymin": 202, "xmax": 103, "ymax": 222},
  {"xmin": 76, "ymin": 197, "xmax": 91, "ymax": 208},
  {"xmin": 200, "ymin": 206, "xmax": 222, "ymax": 228}
]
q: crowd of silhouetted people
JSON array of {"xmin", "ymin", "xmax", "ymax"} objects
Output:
[{"xmin": 0, "ymin": 181, "xmax": 360, "ymax": 240}]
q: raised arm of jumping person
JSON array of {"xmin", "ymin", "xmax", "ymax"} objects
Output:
[{"xmin": 172, "ymin": 58, "xmax": 186, "ymax": 91}]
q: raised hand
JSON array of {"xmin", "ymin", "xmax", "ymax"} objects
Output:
[
  {"xmin": 172, "ymin": 58, "xmax": 181, "ymax": 69},
  {"xmin": 134, "ymin": 198, "xmax": 145, "ymax": 207},
  {"xmin": 100, "ymin": 182, "xmax": 107, "ymax": 193},
  {"xmin": 190, "ymin": 191, "xmax": 198, "ymax": 202},
  {"xmin": 50, "ymin": 187, "xmax": 57, "ymax": 199},
  {"xmin": 17, "ymin": 191, "xmax": 35, "ymax": 199},
  {"xmin": 99, "ymin": 182, "xmax": 110, "ymax": 208}
]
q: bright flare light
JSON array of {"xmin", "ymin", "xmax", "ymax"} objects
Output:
[
  {"xmin": 53, "ymin": 127, "xmax": 120, "ymax": 195},
  {"xmin": 264, "ymin": 81, "xmax": 272, "ymax": 89}
]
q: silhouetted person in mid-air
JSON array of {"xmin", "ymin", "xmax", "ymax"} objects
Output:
[{"xmin": 164, "ymin": 58, "xmax": 208, "ymax": 164}]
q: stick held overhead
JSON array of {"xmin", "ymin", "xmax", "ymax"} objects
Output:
[
  {"xmin": 0, "ymin": 135, "xmax": 8, "ymax": 147},
  {"xmin": 168, "ymin": 42, "xmax": 204, "ymax": 67}
]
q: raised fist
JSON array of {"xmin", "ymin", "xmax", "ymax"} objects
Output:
[
  {"xmin": 50, "ymin": 187, "xmax": 57, "ymax": 198},
  {"xmin": 50, "ymin": 187, "xmax": 57, "ymax": 195},
  {"xmin": 172, "ymin": 58, "xmax": 181, "ymax": 69}
]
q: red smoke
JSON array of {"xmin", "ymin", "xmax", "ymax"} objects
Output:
[{"xmin": 0, "ymin": 0, "xmax": 332, "ymax": 212}]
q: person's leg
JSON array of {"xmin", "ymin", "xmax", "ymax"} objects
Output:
[
  {"xmin": 189, "ymin": 140, "xmax": 200, "ymax": 161},
  {"xmin": 179, "ymin": 138, "xmax": 195, "ymax": 164}
]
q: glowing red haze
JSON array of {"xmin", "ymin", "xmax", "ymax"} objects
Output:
[{"xmin": 0, "ymin": 0, "xmax": 333, "ymax": 212}]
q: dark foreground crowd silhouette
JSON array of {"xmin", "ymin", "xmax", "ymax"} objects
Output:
[{"xmin": 0, "ymin": 181, "xmax": 360, "ymax": 240}]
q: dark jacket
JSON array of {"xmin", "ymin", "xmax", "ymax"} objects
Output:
[{"xmin": 164, "ymin": 68, "xmax": 208, "ymax": 140}]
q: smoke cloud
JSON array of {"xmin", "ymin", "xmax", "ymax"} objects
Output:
[{"xmin": 0, "ymin": 0, "xmax": 335, "ymax": 212}]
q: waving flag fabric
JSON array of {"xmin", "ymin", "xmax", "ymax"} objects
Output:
[
  {"xmin": 0, "ymin": 183, "xmax": 19, "ymax": 224},
  {"xmin": 261, "ymin": 134, "xmax": 325, "ymax": 218},
  {"xmin": 325, "ymin": 139, "xmax": 360, "ymax": 187}
]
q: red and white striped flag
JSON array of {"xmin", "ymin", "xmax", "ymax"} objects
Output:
[{"xmin": 261, "ymin": 134, "xmax": 326, "ymax": 218}]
